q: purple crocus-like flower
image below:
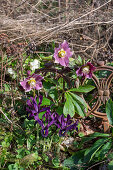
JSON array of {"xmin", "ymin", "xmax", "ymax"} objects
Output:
[
  {"xmin": 26, "ymin": 95, "xmax": 38, "ymax": 118},
  {"xmin": 26, "ymin": 95, "xmax": 53, "ymax": 137},
  {"xmin": 58, "ymin": 114, "xmax": 78, "ymax": 136},
  {"xmin": 26, "ymin": 95, "xmax": 78, "ymax": 137},
  {"xmin": 76, "ymin": 62, "xmax": 96, "ymax": 79},
  {"xmin": 26, "ymin": 95, "xmax": 50, "ymax": 119},
  {"xmin": 53, "ymin": 40, "xmax": 73, "ymax": 67},
  {"xmin": 20, "ymin": 73, "xmax": 43, "ymax": 92},
  {"xmin": 34, "ymin": 109, "xmax": 54, "ymax": 137}
]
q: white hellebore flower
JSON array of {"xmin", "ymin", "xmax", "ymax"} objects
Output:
[
  {"xmin": 30, "ymin": 59, "xmax": 40, "ymax": 71},
  {"xmin": 7, "ymin": 68, "xmax": 16, "ymax": 78},
  {"xmin": 8, "ymin": 68, "xmax": 15, "ymax": 75}
]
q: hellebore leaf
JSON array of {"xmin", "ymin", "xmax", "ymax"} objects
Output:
[
  {"xmin": 69, "ymin": 94, "xmax": 85, "ymax": 118},
  {"xmin": 69, "ymin": 92, "xmax": 87, "ymax": 114},
  {"xmin": 63, "ymin": 92, "xmax": 87, "ymax": 118},
  {"xmin": 106, "ymin": 99, "xmax": 113, "ymax": 126},
  {"xmin": 63, "ymin": 93, "xmax": 75, "ymax": 117},
  {"xmin": 69, "ymin": 85, "xmax": 95, "ymax": 93}
]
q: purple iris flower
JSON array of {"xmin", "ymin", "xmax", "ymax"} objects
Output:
[
  {"xmin": 76, "ymin": 62, "xmax": 96, "ymax": 79},
  {"xmin": 53, "ymin": 40, "xmax": 73, "ymax": 67},
  {"xmin": 20, "ymin": 73, "xmax": 43, "ymax": 92},
  {"xmin": 26, "ymin": 95, "xmax": 78, "ymax": 137},
  {"xmin": 26, "ymin": 95, "xmax": 38, "ymax": 118},
  {"xmin": 26, "ymin": 95, "xmax": 50, "ymax": 118},
  {"xmin": 34, "ymin": 110, "xmax": 55, "ymax": 137},
  {"xmin": 51, "ymin": 112, "xmax": 60, "ymax": 128},
  {"xmin": 26, "ymin": 95, "xmax": 53, "ymax": 137},
  {"xmin": 58, "ymin": 114, "xmax": 78, "ymax": 136}
]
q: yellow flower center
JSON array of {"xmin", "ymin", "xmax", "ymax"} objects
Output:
[
  {"xmin": 28, "ymin": 78, "xmax": 36, "ymax": 87},
  {"xmin": 58, "ymin": 49, "xmax": 66, "ymax": 58},
  {"xmin": 82, "ymin": 66, "xmax": 90, "ymax": 74}
]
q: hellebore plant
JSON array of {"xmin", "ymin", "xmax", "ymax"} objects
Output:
[
  {"xmin": 19, "ymin": 40, "xmax": 95, "ymax": 138},
  {"xmin": 53, "ymin": 40, "xmax": 73, "ymax": 67},
  {"xmin": 76, "ymin": 62, "xmax": 96, "ymax": 79},
  {"xmin": 20, "ymin": 73, "xmax": 43, "ymax": 92}
]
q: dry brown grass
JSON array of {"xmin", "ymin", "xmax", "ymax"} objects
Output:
[{"xmin": 0, "ymin": 0, "xmax": 113, "ymax": 62}]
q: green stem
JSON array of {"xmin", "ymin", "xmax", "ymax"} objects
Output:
[
  {"xmin": 33, "ymin": 89, "xmax": 36, "ymax": 98},
  {"xmin": 112, "ymin": 128, "xmax": 113, "ymax": 137},
  {"xmin": 36, "ymin": 124, "xmax": 39, "ymax": 146},
  {"xmin": 57, "ymin": 137, "xmax": 62, "ymax": 154},
  {"xmin": 43, "ymin": 138, "xmax": 46, "ymax": 152},
  {"xmin": 48, "ymin": 134, "xmax": 54, "ymax": 150}
]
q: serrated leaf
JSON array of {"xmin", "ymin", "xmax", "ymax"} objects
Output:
[
  {"xmin": 69, "ymin": 92, "xmax": 88, "ymax": 112},
  {"xmin": 63, "ymin": 93, "xmax": 75, "ymax": 117},
  {"xmin": 106, "ymin": 99, "xmax": 113, "ymax": 126},
  {"xmin": 69, "ymin": 94, "xmax": 85, "ymax": 117},
  {"xmin": 69, "ymin": 85, "xmax": 95, "ymax": 93}
]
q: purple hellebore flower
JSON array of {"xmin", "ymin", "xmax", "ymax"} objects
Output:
[
  {"xmin": 76, "ymin": 62, "xmax": 96, "ymax": 79},
  {"xmin": 53, "ymin": 40, "xmax": 73, "ymax": 67},
  {"xmin": 58, "ymin": 114, "xmax": 78, "ymax": 136},
  {"xmin": 20, "ymin": 73, "xmax": 43, "ymax": 92}
]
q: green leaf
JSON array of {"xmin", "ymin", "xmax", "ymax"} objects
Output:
[
  {"xmin": 69, "ymin": 94, "xmax": 85, "ymax": 117},
  {"xmin": 63, "ymin": 93, "xmax": 75, "ymax": 117},
  {"xmin": 52, "ymin": 157, "xmax": 60, "ymax": 167},
  {"xmin": 84, "ymin": 138, "xmax": 108, "ymax": 163},
  {"xmin": 69, "ymin": 85, "xmax": 95, "ymax": 93},
  {"xmin": 96, "ymin": 141, "xmax": 112, "ymax": 160},
  {"xmin": 63, "ymin": 149, "xmax": 86, "ymax": 169},
  {"xmin": 75, "ymin": 55, "xmax": 83, "ymax": 66},
  {"xmin": 20, "ymin": 153, "xmax": 38, "ymax": 166},
  {"xmin": 63, "ymin": 92, "xmax": 87, "ymax": 117},
  {"xmin": 69, "ymin": 92, "xmax": 88, "ymax": 112},
  {"xmin": 41, "ymin": 97, "xmax": 51, "ymax": 106},
  {"xmin": 48, "ymin": 88, "xmax": 58, "ymax": 102},
  {"xmin": 4, "ymin": 83, "xmax": 10, "ymax": 92},
  {"xmin": 56, "ymin": 106, "xmax": 63, "ymax": 115},
  {"xmin": 108, "ymin": 160, "xmax": 113, "ymax": 170},
  {"xmin": 106, "ymin": 99, "xmax": 113, "ymax": 126},
  {"xmin": 80, "ymin": 132, "xmax": 110, "ymax": 145}
]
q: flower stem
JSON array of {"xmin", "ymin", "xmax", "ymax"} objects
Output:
[
  {"xmin": 57, "ymin": 137, "xmax": 62, "ymax": 154},
  {"xmin": 36, "ymin": 124, "xmax": 39, "ymax": 146},
  {"xmin": 48, "ymin": 134, "xmax": 54, "ymax": 150},
  {"xmin": 33, "ymin": 89, "xmax": 36, "ymax": 98},
  {"xmin": 43, "ymin": 137, "xmax": 46, "ymax": 152}
]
